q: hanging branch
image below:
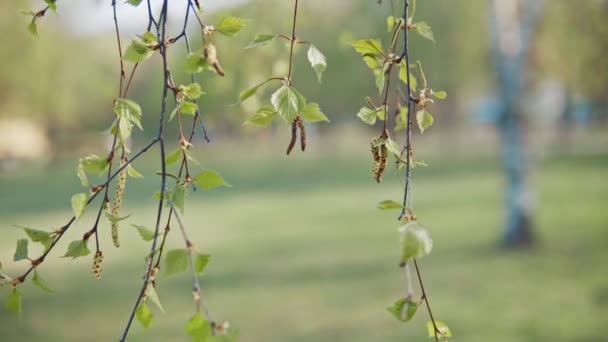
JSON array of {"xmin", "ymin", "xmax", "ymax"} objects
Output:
[{"xmin": 239, "ymin": 0, "xmax": 330, "ymax": 155}]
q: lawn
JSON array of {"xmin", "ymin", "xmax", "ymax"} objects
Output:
[{"xmin": 0, "ymin": 143, "xmax": 607, "ymax": 342}]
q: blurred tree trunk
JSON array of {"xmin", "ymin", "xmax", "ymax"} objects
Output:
[{"xmin": 490, "ymin": 0, "xmax": 543, "ymax": 247}]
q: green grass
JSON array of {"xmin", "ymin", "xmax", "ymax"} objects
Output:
[{"xmin": 0, "ymin": 148, "xmax": 607, "ymax": 342}]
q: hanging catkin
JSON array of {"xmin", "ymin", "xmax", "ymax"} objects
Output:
[
  {"xmin": 92, "ymin": 251, "xmax": 104, "ymax": 280},
  {"xmin": 112, "ymin": 157, "xmax": 127, "ymax": 248}
]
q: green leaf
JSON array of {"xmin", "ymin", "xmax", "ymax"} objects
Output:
[
  {"xmin": 80, "ymin": 155, "xmax": 109, "ymax": 174},
  {"xmin": 139, "ymin": 31, "xmax": 157, "ymax": 44},
  {"xmin": 71, "ymin": 193, "xmax": 88, "ymax": 220},
  {"xmin": 194, "ymin": 170, "xmax": 231, "ymax": 190},
  {"xmin": 301, "ymin": 103, "xmax": 329, "ymax": 123},
  {"xmin": 416, "ymin": 109, "xmax": 434, "ymax": 133},
  {"xmin": 363, "ymin": 55, "xmax": 381, "ymax": 69},
  {"xmin": 146, "ymin": 285, "xmax": 165, "ymax": 313},
  {"xmin": 180, "ymin": 101, "xmax": 198, "ymax": 116},
  {"xmin": 132, "ymin": 224, "xmax": 157, "ymax": 241},
  {"xmin": 163, "ymin": 249, "xmax": 189, "ymax": 277},
  {"xmin": 399, "ymin": 63, "xmax": 418, "ymax": 91},
  {"xmin": 5, "ymin": 288, "xmax": 22, "ymax": 319},
  {"xmin": 245, "ymin": 34, "xmax": 276, "ymax": 49},
  {"xmin": 126, "ymin": 0, "xmax": 144, "ymax": 6},
  {"xmin": 165, "ymin": 148, "xmax": 182, "ymax": 167},
  {"xmin": 271, "ymin": 86, "xmax": 306, "ymax": 123},
  {"xmin": 114, "ymin": 98, "xmax": 143, "ymax": 130},
  {"xmin": 180, "ymin": 83, "xmax": 204, "ymax": 99},
  {"xmin": 127, "ymin": 165, "xmax": 144, "ymax": 178},
  {"xmin": 374, "ymin": 68, "xmax": 385, "ymax": 94},
  {"xmin": 170, "ymin": 184, "xmax": 187, "ymax": 214},
  {"xmin": 414, "ymin": 22, "xmax": 435, "ymax": 43},
  {"xmin": 377, "ymin": 200, "xmax": 404, "ymax": 210},
  {"xmin": 45, "ymin": 0, "xmax": 57, "ymax": 12},
  {"xmin": 239, "ymin": 79, "xmax": 271, "ymax": 103},
  {"xmin": 27, "ymin": 18, "xmax": 38, "ymax": 36},
  {"xmin": 385, "ymin": 138, "xmax": 401, "ymax": 156},
  {"xmin": 307, "ymin": 45, "xmax": 327, "ymax": 83},
  {"xmin": 398, "ymin": 222, "xmax": 433, "ymax": 264},
  {"xmin": 351, "ymin": 39, "xmax": 384, "ymax": 56},
  {"xmin": 244, "ymin": 106, "xmax": 277, "ymax": 127},
  {"xmin": 136, "ymin": 303, "xmax": 154, "ymax": 329},
  {"xmin": 427, "ymin": 321, "xmax": 452, "ymax": 338},
  {"xmin": 17, "ymin": 226, "xmax": 51, "ymax": 243},
  {"xmin": 76, "ymin": 162, "xmax": 88, "ymax": 187},
  {"xmin": 32, "ymin": 270, "xmax": 55, "ymax": 293},
  {"xmin": 63, "ymin": 240, "xmax": 91, "ymax": 259},
  {"xmin": 215, "ymin": 16, "xmax": 245, "ymax": 37},
  {"xmin": 124, "ymin": 40, "xmax": 154, "ymax": 63},
  {"xmin": 395, "ymin": 106, "xmax": 409, "ymax": 132},
  {"xmin": 184, "ymin": 54, "xmax": 211, "ymax": 74},
  {"xmin": 387, "ymin": 297, "xmax": 418, "ymax": 322},
  {"xmin": 432, "ymin": 91, "xmax": 447, "ymax": 99},
  {"xmin": 14, "ymin": 239, "xmax": 28, "ymax": 262},
  {"xmin": 194, "ymin": 254, "xmax": 210, "ymax": 274},
  {"xmin": 186, "ymin": 313, "xmax": 212, "ymax": 342},
  {"xmin": 356, "ymin": 107, "xmax": 378, "ymax": 125},
  {"xmin": 387, "ymin": 16, "xmax": 396, "ymax": 32}
]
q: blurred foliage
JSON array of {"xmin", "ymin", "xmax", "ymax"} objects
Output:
[
  {"xmin": 536, "ymin": 0, "xmax": 608, "ymax": 99},
  {"xmin": 1, "ymin": 0, "xmax": 607, "ymax": 144}
]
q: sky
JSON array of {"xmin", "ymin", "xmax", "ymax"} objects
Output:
[{"xmin": 55, "ymin": 0, "xmax": 246, "ymax": 35}]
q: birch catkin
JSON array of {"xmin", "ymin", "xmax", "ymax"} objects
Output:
[{"xmin": 112, "ymin": 158, "xmax": 127, "ymax": 248}]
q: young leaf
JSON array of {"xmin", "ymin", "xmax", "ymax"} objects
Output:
[
  {"xmin": 146, "ymin": 285, "xmax": 165, "ymax": 313},
  {"xmin": 127, "ymin": 165, "xmax": 144, "ymax": 178},
  {"xmin": 414, "ymin": 22, "xmax": 435, "ymax": 43},
  {"xmin": 398, "ymin": 222, "xmax": 433, "ymax": 264},
  {"xmin": 132, "ymin": 224, "xmax": 157, "ymax": 241},
  {"xmin": 139, "ymin": 31, "xmax": 157, "ymax": 44},
  {"xmin": 301, "ymin": 103, "xmax": 329, "ymax": 123},
  {"xmin": 245, "ymin": 34, "xmax": 276, "ymax": 49},
  {"xmin": 170, "ymin": 184, "xmax": 187, "ymax": 214},
  {"xmin": 271, "ymin": 86, "xmax": 306, "ymax": 123},
  {"xmin": 5, "ymin": 288, "xmax": 22, "ymax": 319},
  {"xmin": 45, "ymin": 0, "xmax": 58, "ymax": 12},
  {"xmin": 244, "ymin": 106, "xmax": 277, "ymax": 127},
  {"xmin": 124, "ymin": 40, "xmax": 154, "ymax": 63},
  {"xmin": 374, "ymin": 69, "xmax": 385, "ymax": 94},
  {"xmin": 163, "ymin": 249, "xmax": 189, "ymax": 277},
  {"xmin": 399, "ymin": 63, "xmax": 418, "ymax": 91},
  {"xmin": 32, "ymin": 270, "xmax": 55, "ymax": 293},
  {"xmin": 194, "ymin": 254, "xmax": 210, "ymax": 274},
  {"xmin": 114, "ymin": 98, "xmax": 143, "ymax": 130},
  {"xmin": 239, "ymin": 79, "xmax": 271, "ymax": 103},
  {"xmin": 432, "ymin": 91, "xmax": 447, "ymax": 99},
  {"xmin": 186, "ymin": 314, "xmax": 212, "ymax": 341},
  {"xmin": 184, "ymin": 54, "xmax": 211, "ymax": 74},
  {"xmin": 307, "ymin": 45, "xmax": 327, "ymax": 83},
  {"xmin": 17, "ymin": 226, "xmax": 51, "ymax": 243},
  {"xmin": 215, "ymin": 16, "xmax": 246, "ymax": 37},
  {"xmin": 351, "ymin": 39, "xmax": 384, "ymax": 56},
  {"xmin": 126, "ymin": 0, "xmax": 144, "ymax": 6},
  {"xmin": 193, "ymin": 170, "xmax": 231, "ymax": 190},
  {"xmin": 377, "ymin": 200, "xmax": 404, "ymax": 210},
  {"xmin": 76, "ymin": 162, "xmax": 88, "ymax": 187},
  {"xmin": 387, "ymin": 16, "xmax": 396, "ymax": 32},
  {"xmin": 71, "ymin": 193, "xmax": 88, "ymax": 220},
  {"xmin": 136, "ymin": 303, "xmax": 154, "ymax": 329},
  {"xmin": 28, "ymin": 18, "xmax": 38, "ymax": 36},
  {"xmin": 80, "ymin": 155, "xmax": 109, "ymax": 174},
  {"xmin": 180, "ymin": 101, "xmax": 198, "ymax": 115},
  {"xmin": 165, "ymin": 148, "xmax": 182, "ymax": 167},
  {"xmin": 14, "ymin": 239, "xmax": 28, "ymax": 262},
  {"xmin": 427, "ymin": 321, "xmax": 452, "ymax": 338},
  {"xmin": 385, "ymin": 138, "xmax": 401, "ymax": 156},
  {"xmin": 356, "ymin": 107, "xmax": 378, "ymax": 125},
  {"xmin": 180, "ymin": 83, "xmax": 204, "ymax": 100},
  {"xmin": 387, "ymin": 297, "xmax": 419, "ymax": 322},
  {"xmin": 416, "ymin": 109, "xmax": 434, "ymax": 133},
  {"xmin": 63, "ymin": 240, "xmax": 91, "ymax": 259}
]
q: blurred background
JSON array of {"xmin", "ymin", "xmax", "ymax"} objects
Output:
[{"xmin": 1, "ymin": 0, "xmax": 607, "ymax": 341}]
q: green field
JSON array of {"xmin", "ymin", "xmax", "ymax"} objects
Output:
[{"xmin": 1, "ymin": 145, "xmax": 607, "ymax": 342}]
